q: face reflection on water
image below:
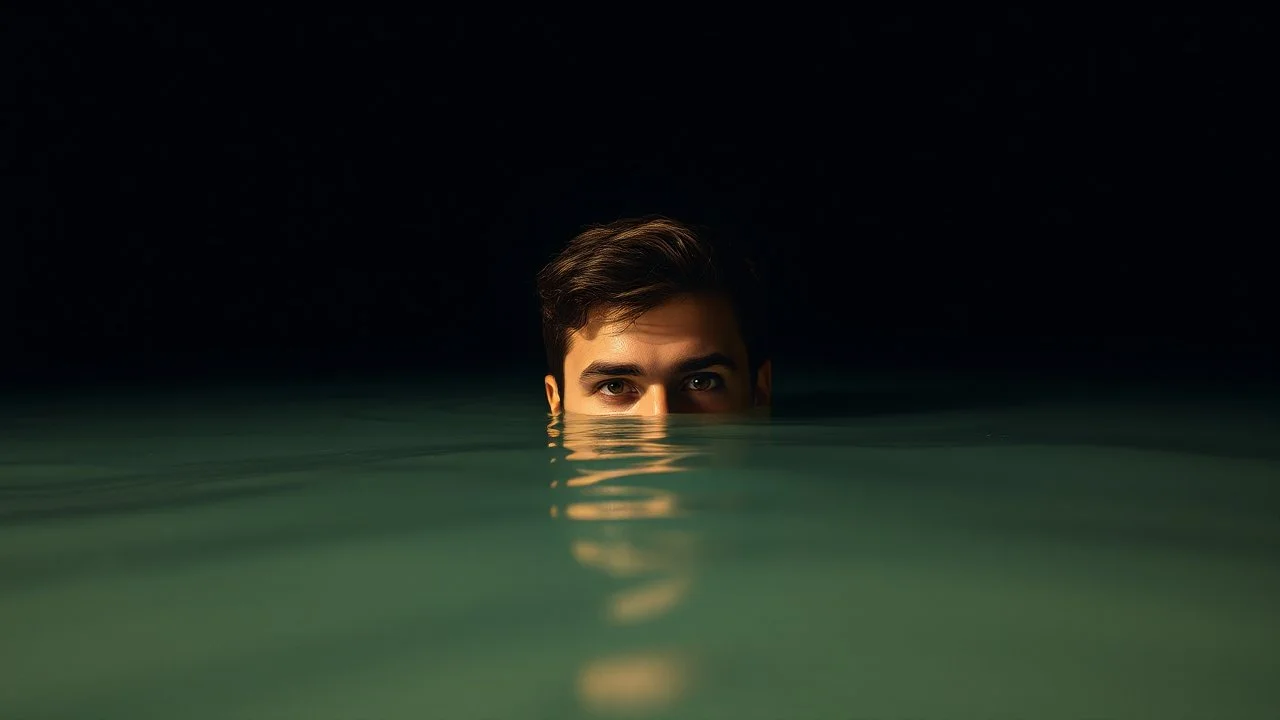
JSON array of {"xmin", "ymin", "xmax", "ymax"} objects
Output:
[{"xmin": 547, "ymin": 414, "xmax": 707, "ymax": 715}]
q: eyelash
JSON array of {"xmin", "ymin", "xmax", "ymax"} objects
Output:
[{"xmin": 595, "ymin": 373, "xmax": 723, "ymax": 397}]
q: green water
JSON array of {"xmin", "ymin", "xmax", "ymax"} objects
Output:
[{"xmin": 2, "ymin": 374, "xmax": 1278, "ymax": 719}]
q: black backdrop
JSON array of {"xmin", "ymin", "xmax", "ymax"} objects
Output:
[{"xmin": 6, "ymin": 9, "xmax": 1274, "ymax": 385}]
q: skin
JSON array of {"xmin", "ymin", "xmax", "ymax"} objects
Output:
[{"xmin": 543, "ymin": 293, "xmax": 772, "ymax": 416}]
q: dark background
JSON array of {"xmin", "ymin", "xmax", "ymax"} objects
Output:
[{"xmin": 5, "ymin": 9, "xmax": 1274, "ymax": 388}]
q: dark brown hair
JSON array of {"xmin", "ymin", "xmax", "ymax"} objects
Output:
[{"xmin": 536, "ymin": 216, "xmax": 769, "ymax": 386}]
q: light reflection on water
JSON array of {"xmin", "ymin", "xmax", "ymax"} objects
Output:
[
  {"xmin": 1, "ymin": 382, "xmax": 1278, "ymax": 718},
  {"xmin": 548, "ymin": 414, "xmax": 705, "ymax": 716}
]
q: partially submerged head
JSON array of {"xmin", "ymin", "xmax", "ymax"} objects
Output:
[{"xmin": 537, "ymin": 216, "xmax": 771, "ymax": 416}]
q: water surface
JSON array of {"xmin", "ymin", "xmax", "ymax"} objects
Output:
[{"xmin": 2, "ymin": 373, "xmax": 1278, "ymax": 719}]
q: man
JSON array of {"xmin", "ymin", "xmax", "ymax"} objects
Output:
[{"xmin": 536, "ymin": 216, "xmax": 772, "ymax": 415}]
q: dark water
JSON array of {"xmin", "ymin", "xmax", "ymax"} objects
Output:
[{"xmin": 2, "ymin": 372, "xmax": 1278, "ymax": 719}]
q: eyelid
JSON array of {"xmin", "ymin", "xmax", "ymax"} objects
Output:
[
  {"xmin": 681, "ymin": 372, "xmax": 723, "ymax": 390},
  {"xmin": 595, "ymin": 373, "xmax": 723, "ymax": 396},
  {"xmin": 595, "ymin": 379, "xmax": 638, "ymax": 396}
]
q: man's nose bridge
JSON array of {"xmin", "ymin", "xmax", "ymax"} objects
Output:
[{"xmin": 640, "ymin": 383, "xmax": 669, "ymax": 415}]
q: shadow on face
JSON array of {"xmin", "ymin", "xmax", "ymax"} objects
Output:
[{"xmin": 544, "ymin": 294, "xmax": 771, "ymax": 416}]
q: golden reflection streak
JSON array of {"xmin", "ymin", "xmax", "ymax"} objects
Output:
[
  {"xmin": 576, "ymin": 651, "xmax": 692, "ymax": 717},
  {"xmin": 569, "ymin": 530, "xmax": 695, "ymax": 578},
  {"xmin": 563, "ymin": 487, "xmax": 679, "ymax": 522},
  {"xmin": 548, "ymin": 415, "xmax": 700, "ymax": 714},
  {"xmin": 565, "ymin": 462, "xmax": 685, "ymax": 489},
  {"xmin": 607, "ymin": 575, "xmax": 691, "ymax": 625}
]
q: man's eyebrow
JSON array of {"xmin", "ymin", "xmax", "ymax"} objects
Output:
[
  {"xmin": 579, "ymin": 362, "xmax": 645, "ymax": 384},
  {"xmin": 674, "ymin": 352, "xmax": 738, "ymax": 374},
  {"xmin": 577, "ymin": 353, "xmax": 738, "ymax": 385}
]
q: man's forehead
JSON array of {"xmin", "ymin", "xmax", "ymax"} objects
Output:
[
  {"xmin": 564, "ymin": 296, "xmax": 747, "ymax": 371},
  {"xmin": 577, "ymin": 295, "xmax": 738, "ymax": 339},
  {"xmin": 567, "ymin": 328, "xmax": 737, "ymax": 363}
]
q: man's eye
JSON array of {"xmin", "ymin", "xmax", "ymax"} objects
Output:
[
  {"xmin": 683, "ymin": 373, "xmax": 722, "ymax": 392},
  {"xmin": 599, "ymin": 380, "xmax": 632, "ymax": 396}
]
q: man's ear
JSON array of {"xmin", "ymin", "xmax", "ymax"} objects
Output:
[
  {"xmin": 753, "ymin": 360, "xmax": 773, "ymax": 407},
  {"xmin": 544, "ymin": 375, "xmax": 563, "ymax": 415}
]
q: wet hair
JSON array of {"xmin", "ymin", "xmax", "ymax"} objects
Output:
[{"xmin": 536, "ymin": 215, "xmax": 769, "ymax": 387}]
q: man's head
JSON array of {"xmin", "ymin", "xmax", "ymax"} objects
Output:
[{"xmin": 537, "ymin": 216, "xmax": 771, "ymax": 416}]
